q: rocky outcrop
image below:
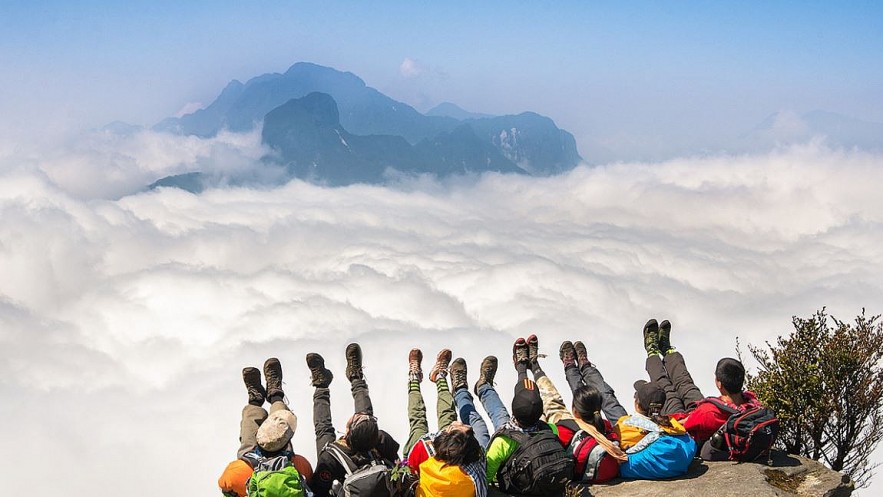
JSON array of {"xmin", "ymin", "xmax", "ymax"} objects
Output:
[{"xmin": 489, "ymin": 452, "xmax": 854, "ymax": 497}]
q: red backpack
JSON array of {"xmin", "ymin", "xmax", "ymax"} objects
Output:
[
  {"xmin": 567, "ymin": 427, "xmax": 621, "ymax": 483},
  {"xmin": 704, "ymin": 398, "xmax": 779, "ymax": 462}
]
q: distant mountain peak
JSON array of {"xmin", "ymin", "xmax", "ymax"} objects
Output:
[{"xmin": 426, "ymin": 102, "xmax": 494, "ymax": 120}]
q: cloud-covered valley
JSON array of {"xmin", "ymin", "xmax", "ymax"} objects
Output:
[{"xmin": 1, "ymin": 131, "xmax": 882, "ymax": 496}]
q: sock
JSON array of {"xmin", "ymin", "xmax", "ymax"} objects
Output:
[
  {"xmin": 248, "ymin": 398, "xmax": 264, "ymax": 407},
  {"xmin": 516, "ymin": 364, "xmax": 529, "ymax": 381},
  {"xmin": 532, "ymin": 364, "xmax": 546, "ymax": 381},
  {"xmin": 436, "ymin": 377, "xmax": 450, "ymax": 393},
  {"xmin": 408, "ymin": 379, "xmax": 420, "ymax": 393},
  {"xmin": 267, "ymin": 393, "xmax": 284, "ymax": 404}
]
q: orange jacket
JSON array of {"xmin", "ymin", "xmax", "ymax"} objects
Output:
[
  {"xmin": 416, "ymin": 457, "xmax": 475, "ymax": 497},
  {"xmin": 218, "ymin": 455, "xmax": 313, "ymax": 497}
]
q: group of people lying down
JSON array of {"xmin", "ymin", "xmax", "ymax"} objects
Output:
[{"xmin": 219, "ymin": 319, "xmax": 771, "ymax": 497}]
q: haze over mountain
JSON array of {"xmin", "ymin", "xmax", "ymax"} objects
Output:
[{"xmin": 152, "ymin": 62, "xmax": 581, "ymax": 190}]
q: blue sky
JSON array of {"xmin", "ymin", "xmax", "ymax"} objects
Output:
[{"xmin": 2, "ymin": 1, "xmax": 881, "ymax": 160}]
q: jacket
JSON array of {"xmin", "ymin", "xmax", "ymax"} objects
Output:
[
  {"xmin": 615, "ymin": 414, "xmax": 696, "ymax": 480},
  {"xmin": 311, "ymin": 430, "xmax": 400, "ymax": 497},
  {"xmin": 683, "ymin": 391, "xmax": 763, "ymax": 443}
]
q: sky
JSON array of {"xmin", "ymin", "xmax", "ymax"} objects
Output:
[{"xmin": 1, "ymin": 2, "xmax": 883, "ymax": 496}]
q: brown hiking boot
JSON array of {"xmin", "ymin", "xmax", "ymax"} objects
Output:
[
  {"xmin": 474, "ymin": 356, "xmax": 498, "ymax": 396},
  {"xmin": 408, "ymin": 348, "xmax": 423, "ymax": 382},
  {"xmin": 306, "ymin": 353, "xmax": 333, "ymax": 388},
  {"xmin": 658, "ymin": 320, "xmax": 674, "ymax": 355},
  {"xmin": 527, "ymin": 334, "xmax": 540, "ymax": 364},
  {"xmin": 243, "ymin": 366, "xmax": 266, "ymax": 404},
  {"xmin": 263, "ymin": 357, "xmax": 284, "ymax": 399},
  {"xmin": 449, "ymin": 357, "xmax": 468, "ymax": 392},
  {"xmin": 512, "ymin": 337, "xmax": 529, "ymax": 366},
  {"xmin": 574, "ymin": 341, "xmax": 591, "ymax": 369},
  {"xmin": 429, "ymin": 348, "xmax": 452, "ymax": 383},
  {"xmin": 643, "ymin": 319, "xmax": 660, "ymax": 357},
  {"xmin": 559, "ymin": 341, "xmax": 576, "ymax": 368},
  {"xmin": 345, "ymin": 343, "xmax": 363, "ymax": 381}
]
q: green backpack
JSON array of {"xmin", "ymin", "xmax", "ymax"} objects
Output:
[{"xmin": 247, "ymin": 465, "xmax": 306, "ymax": 497}]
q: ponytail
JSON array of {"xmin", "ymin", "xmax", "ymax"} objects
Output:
[{"xmin": 573, "ymin": 385, "xmax": 605, "ymax": 432}]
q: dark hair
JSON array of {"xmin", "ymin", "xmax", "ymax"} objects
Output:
[
  {"xmin": 633, "ymin": 395, "xmax": 673, "ymax": 428},
  {"xmin": 715, "ymin": 357, "xmax": 745, "ymax": 394},
  {"xmin": 572, "ymin": 385, "xmax": 605, "ymax": 432},
  {"xmin": 432, "ymin": 428, "xmax": 482, "ymax": 468},
  {"xmin": 345, "ymin": 413, "xmax": 380, "ymax": 453}
]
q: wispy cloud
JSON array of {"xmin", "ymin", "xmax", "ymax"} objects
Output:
[{"xmin": 1, "ymin": 140, "xmax": 881, "ymax": 496}]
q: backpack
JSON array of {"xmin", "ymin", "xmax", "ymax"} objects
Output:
[
  {"xmin": 494, "ymin": 424, "xmax": 575, "ymax": 496},
  {"xmin": 567, "ymin": 429, "xmax": 620, "ymax": 483},
  {"xmin": 324, "ymin": 443, "xmax": 393, "ymax": 497},
  {"xmin": 705, "ymin": 398, "xmax": 779, "ymax": 462},
  {"xmin": 246, "ymin": 454, "xmax": 308, "ymax": 497}
]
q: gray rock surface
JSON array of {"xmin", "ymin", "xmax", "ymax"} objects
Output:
[{"xmin": 489, "ymin": 452, "xmax": 854, "ymax": 497}]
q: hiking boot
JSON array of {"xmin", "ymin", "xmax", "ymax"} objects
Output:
[
  {"xmin": 658, "ymin": 320, "xmax": 674, "ymax": 355},
  {"xmin": 306, "ymin": 353, "xmax": 333, "ymax": 388},
  {"xmin": 263, "ymin": 357, "xmax": 284, "ymax": 399},
  {"xmin": 643, "ymin": 319, "xmax": 660, "ymax": 356},
  {"xmin": 449, "ymin": 357, "xmax": 468, "ymax": 392},
  {"xmin": 408, "ymin": 348, "xmax": 423, "ymax": 382},
  {"xmin": 527, "ymin": 334, "xmax": 540, "ymax": 364},
  {"xmin": 474, "ymin": 355, "xmax": 498, "ymax": 396},
  {"xmin": 429, "ymin": 348, "xmax": 452, "ymax": 383},
  {"xmin": 559, "ymin": 341, "xmax": 576, "ymax": 368},
  {"xmin": 345, "ymin": 343, "xmax": 363, "ymax": 381},
  {"xmin": 512, "ymin": 337, "xmax": 529, "ymax": 366},
  {"xmin": 243, "ymin": 366, "xmax": 266, "ymax": 404},
  {"xmin": 574, "ymin": 340, "xmax": 591, "ymax": 369}
]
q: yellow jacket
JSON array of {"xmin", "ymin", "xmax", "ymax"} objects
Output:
[
  {"xmin": 416, "ymin": 456, "xmax": 476, "ymax": 497},
  {"xmin": 615, "ymin": 414, "xmax": 688, "ymax": 450}
]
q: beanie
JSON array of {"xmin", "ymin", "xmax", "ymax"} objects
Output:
[{"xmin": 511, "ymin": 378, "xmax": 543, "ymax": 426}]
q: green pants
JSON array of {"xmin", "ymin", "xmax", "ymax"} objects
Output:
[
  {"xmin": 403, "ymin": 378, "xmax": 457, "ymax": 456},
  {"xmin": 238, "ymin": 400, "xmax": 290, "ymax": 459}
]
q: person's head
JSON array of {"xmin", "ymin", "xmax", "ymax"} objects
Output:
[
  {"xmin": 512, "ymin": 378, "xmax": 544, "ymax": 427},
  {"xmin": 714, "ymin": 357, "xmax": 745, "ymax": 395},
  {"xmin": 633, "ymin": 380, "xmax": 671, "ymax": 427},
  {"xmin": 433, "ymin": 422, "xmax": 482, "ymax": 467},
  {"xmin": 256, "ymin": 409, "xmax": 298, "ymax": 453},
  {"xmin": 345, "ymin": 412, "xmax": 380, "ymax": 453},
  {"xmin": 571, "ymin": 385, "xmax": 604, "ymax": 432}
]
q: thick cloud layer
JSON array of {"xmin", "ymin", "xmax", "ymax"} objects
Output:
[{"xmin": 1, "ymin": 135, "xmax": 881, "ymax": 496}]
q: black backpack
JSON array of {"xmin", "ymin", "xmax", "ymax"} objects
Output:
[
  {"xmin": 323, "ymin": 443, "xmax": 393, "ymax": 497},
  {"xmin": 493, "ymin": 424, "xmax": 574, "ymax": 496},
  {"xmin": 705, "ymin": 398, "xmax": 779, "ymax": 462}
]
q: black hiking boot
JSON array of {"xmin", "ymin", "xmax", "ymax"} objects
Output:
[
  {"xmin": 574, "ymin": 340, "xmax": 592, "ymax": 369},
  {"xmin": 345, "ymin": 343, "xmax": 363, "ymax": 381},
  {"xmin": 512, "ymin": 337, "xmax": 529, "ymax": 366},
  {"xmin": 643, "ymin": 319, "xmax": 660, "ymax": 357},
  {"xmin": 408, "ymin": 348, "xmax": 423, "ymax": 382},
  {"xmin": 306, "ymin": 353, "xmax": 333, "ymax": 388},
  {"xmin": 449, "ymin": 357, "xmax": 468, "ymax": 392},
  {"xmin": 429, "ymin": 348, "xmax": 452, "ymax": 383},
  {"xmin": 559, "ymin": 341, "xmax": 577, "ymax": 369},
  {"xmin": 263, "ymin": 357, "xmax": 284, "ymax": 400},
  {"xmin": 474, "ymin": 355, "xmax": 498, "ymax": 396},
  {"xmin": 658, "ymin": 320, "xmax": 674, "ymax": 355},
  {"xmin": 243, "ymin": 366, "xmax": 266, "ymax": 405}
]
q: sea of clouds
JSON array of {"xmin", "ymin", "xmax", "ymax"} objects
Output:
[{"xmin": 1, "ymin": 129, "xmax": 881, "ymax": 496}]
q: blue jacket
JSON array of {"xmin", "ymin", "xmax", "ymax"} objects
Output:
[{"xmin": 619, "ymin": 433, "xmax": 696, "ymax": 479}]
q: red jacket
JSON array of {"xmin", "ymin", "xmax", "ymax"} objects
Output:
[{"xmin": 682, "ymin": 391, "xmax": 763, "ymax": 443}]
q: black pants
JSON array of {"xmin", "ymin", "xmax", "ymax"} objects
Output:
[
  {"xmin": 312, "ymin": 378, "xmax": 373, "ymax": 456},
  {"xmin": 645, "ymin": 351, "xmax": 704, "ymax": 415}
]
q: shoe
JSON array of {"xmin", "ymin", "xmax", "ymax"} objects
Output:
[
  {"xmin": 474, "ymin": 356, "xmax": 498, "ymax": 395},
  {"xmin": 512, "ymin": 337, "xmax": 529, "ymax": 365},
  {"xmin": 243, "ymin": 367, "xmax": 266, "ymax": 404},
  {"xmin": 345, "ymin": 343, "xmax": 363, "ymax": 381},
  {"xmin": 574, "ymin": 341, "xmax": 591, "ymax": 369},
  {"xmin": 559, "ymin": 341, "xmax": 576, "ymax": 368},
  {"xmin": 449, "ymin": 357, "xmax": 468, "ymax": 392},
  {"xmin": 429, "ymin": 349, "xmax": 452, "ymax": 383},
  {"xmin": 306, "ymin": 353, "xmax": 333, "ymax": 388},
  {"xmin": 264, "ymin": 357, "xmax": 284, "ymax": 399},
  {"xmin": 658, "ymin": 320, "xmax": 674, "ymax": 355},
  {"xmin": 527, "ymin": 334, "xmax": 539, "ymax": 364},
  {"xmin": 408, "ymin": 348, "xmax": 423, "ymax": 382},
  {"xmin": 643, "ymin": 319, "xmax": 660, "ymax": 356}
]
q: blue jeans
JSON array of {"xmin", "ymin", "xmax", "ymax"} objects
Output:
[{"xmin": 453, "ymin": 385, "xmax": 510, "ymax": 448}]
